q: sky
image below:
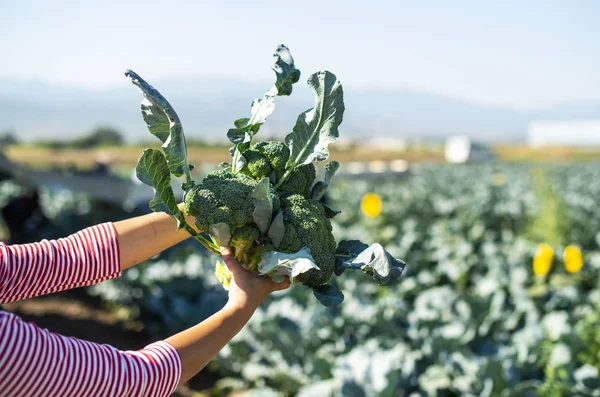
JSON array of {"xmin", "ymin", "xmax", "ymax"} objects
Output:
[{"xmin": 1, "ymin": 0, "xmax": 599, "ymax": 109}]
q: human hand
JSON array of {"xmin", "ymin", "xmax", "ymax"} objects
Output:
[{"xmin": 220, "ymin": 247, "xmax": 291, "ymax": 311}]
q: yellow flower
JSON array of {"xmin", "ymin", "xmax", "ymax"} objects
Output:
[
  {"xmin": 563, "ymin": 245, "xmax": 583, "ymax": 273},
  {"xmin": 533, "ymin": 243, "xmax": 554, "ymax": 276},
  {"xmin": 361, "ymin": 192, "xmax": 382, "ymax": 218}
]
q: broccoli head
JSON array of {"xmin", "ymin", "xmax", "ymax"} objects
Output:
[
  {"xmin": 254, "ymin": 140, "xmax": 289, "ymax": 171},
  {"xmin": 184, "ymin": 169, "xmax": 258, "ymax": 233},
  {"xmin": 241, "ymin": 149, "xmax": 272, "ymax": 180},
  {"xmin": 277, "ymin": 163, "xmax": 316, "ymax": 197},
  {"xmin": 277, "ymin": 194, "xmax": 336, "ymax": 287},
  {"xmin": 239, "ymin": 141, "xmax": 315, "ymax": 197},
  {"xmin": 241, "ymin": 141, "xmax": 290, "ymax": 180}
]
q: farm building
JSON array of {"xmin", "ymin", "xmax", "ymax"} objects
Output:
[
  {"xmin": 444, "ymin": 136, "xmax": 495, "ymax": 164},
  {"xmin": 528, "ymin": 121, "xmax": 600, "ymax": 147}
]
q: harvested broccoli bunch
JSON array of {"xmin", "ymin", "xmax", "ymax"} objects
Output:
[
  {"xmin": 278, "ymin": 194, "xmax": 336, "ymax": 287},
  {"xmin": 277, "ymin": 163, "xmax": 316, "ymax": 196},
  {"xmin": 184, "ymin": 169, "xmax": 258, "ymax": 233}
]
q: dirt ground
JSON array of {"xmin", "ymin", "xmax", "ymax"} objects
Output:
[{"xmin": 1, "ymin": 288, "xmax": 218, "ymax": 397}]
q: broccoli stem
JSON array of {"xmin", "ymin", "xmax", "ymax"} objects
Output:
[
  {"xmin": 274, "ymin": 167, "xmax": 293, "ymax": 190},
  {"xmin": 182, "ymin": 224, "xmax": 221, "ymax": 255},
  {"xmin": 231, "ymin": 147, "xmax": 242, "ymax": 173}
]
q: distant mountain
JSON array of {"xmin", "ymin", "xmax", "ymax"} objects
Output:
[{"xmin": 1, "ymin": 76, "xmax": 599, "ymax": 143}]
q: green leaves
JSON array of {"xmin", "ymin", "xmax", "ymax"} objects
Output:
[
  {"xmin": 126, "ymin": 70, "xmax": 194, "ymax": 189},
  {"xmin": 251, "ymin": 178, "xmax": 274, "ymax": 234},
  {"xmin": 257, "ymin": 248, "xmax": 319, "ymax": 283},
  {"xmin": 284, "ymin": 72, "xmax": 344, "ymax": 167},
  {"xmin": 268, "ymin": 211, "xmax": 285, "ymax": 248},
  {"xmin": 322, "ymin": 203, "xmax": 342, "ymax": 219},
  {"xmin": 335, "ymin": 241, "xmax": 405, "ymax": 286},
  {"xmin": 311, "ymin": 161, "xmax": 340, "ymax": 200},
  {"xmin": 136, "ymin": 149, "xmax": 220, "ymax": 255},
  {"xmin": 272, "ymin": 44, "xmax": 301, "ymax": 96},
  {"xmin": 210, "ymin": 223, "xmax": 232, "ymax": 246},
  {"xmin": 228, "ymin": 45, "xmax": 300, "ymax": 173},
  {"xmin": 136, "ymin": 149, "xmax": 187, "ymax": 228},
  {"xmin": 334, "ymin": 240, "xmax": 369, "ymax": 275},
  {"xmin": 312, "ymin": 284, "xmax": 344, "ymax": 307}
]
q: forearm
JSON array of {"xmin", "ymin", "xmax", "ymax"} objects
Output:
[
  {"xmin": 0, "ymin": 311, "xmax": 181, "ymax": 397},
  {"xmin": 166, "ymin": 301, "xmax": 257, "ymax": 383},
  {"xmin": 113, "ymin": 204, "xmax": 198, "ymax": 271},
  {"xmin": 0, "ymin": 223, "xmax": 121, "ymax": 303}
]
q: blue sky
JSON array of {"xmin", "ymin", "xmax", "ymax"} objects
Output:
[{"xmin": 1, "ymin": 0, "xmax": 599, "ymax": 109}]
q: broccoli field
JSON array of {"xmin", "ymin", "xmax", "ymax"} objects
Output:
[
  {"xmin": 52, "ymin": 161, "xmax": 594, "ymax": 397},
  {"xmin": 0, "ymin": 39, "xmax": 597, "ymax": 393}
]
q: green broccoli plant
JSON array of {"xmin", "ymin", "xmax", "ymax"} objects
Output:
[{"xmin": 127, "ymin": 45, "xmax": 406, "ymax": 306}]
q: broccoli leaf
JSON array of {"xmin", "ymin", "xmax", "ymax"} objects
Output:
[
  {"xmin": 335, "ymin": 242, "xmax": 406, "ymax": 286},
  {"xmin": 322, "ymin": 203, "xmax": 342, "ymax": 219},
  {"xmin": 334, "ymin": 240, "xmax": 369, "ymax": 275},
  {"xmin": 311, "ymin": 161, "xmax": 340, "ymax": 200},
  {"xmin": 227, "ymin": 128, "xmax": 253, "ymax": 145},
  {"xmin": 210, "ymin": 223, "xmax": 232, "ymax": 247},
  {"xmin": 268, "ymin": 211, "xmax": 285, "ymax": 248},
  {"xmin": 282, "ymin": 71, "xmax": 344, "ymax": 174},
  {"xmin": 136, "ymin": 149, "xmax": 187, "ymax": 229},
  {"xmin": 229, "ymin": 45, "xmax": 300, "ymax": 173},
  {"xmin": 229, "ymin": 97, "xmax": 276, "ymax": 135},
  {"xmin": 135, "ymin": 149, "xmax": 220, "ymax": 255},
  {"xmin": 312, "ymin": 284, "xmax": 345, "ymax": 307},
  {"xmin": 126, "ymin": 70, "xmax": 194, "ymax": 189},
  {"xmin": 257, "ymin": 248, "xmax": 319, "ymax": 283},
  {"xmin": 272, "ymin": 44, "xmax": 301, "ymax": 96},
  {"xmin": 231, "ymin": 149, "xmax": 247, "ymax": 173},
  {"xmin": 251, "ymin": 178, "xmax": 274, "ymax": 234}
]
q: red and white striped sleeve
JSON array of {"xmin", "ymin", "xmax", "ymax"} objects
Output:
[
  {"xmin": 0, "ymin": 223, "xmax": 121, "ymax": 304},
  {"xmin": 0, "ymin": 311, "xmax": 181, "ymax": 397},
  {"xmin": 0, "ymin": 222, "xmax": 183, "ymax": 396}
]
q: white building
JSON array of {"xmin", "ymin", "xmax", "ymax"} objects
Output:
[
  {"xmin": 528, "ymin": 121, "xmax": 600, "ymax": 147},
  {"xmin": 444, "ymin": 136, "xmax": 494, "ymax": 164}
]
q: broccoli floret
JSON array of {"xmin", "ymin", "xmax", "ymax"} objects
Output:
[
  {"xmin": 277, "ymin": 163, "xmax": 316, "ymax": 197},
  {"xmin": 278, "ymin": 194, "xmax": 336, "ymax": 287},
  {"xmin": 254, "ymin": 140, "xmax": 289, "ymax": 171},
  {"xmin": 184, "ymin": 169, "xmax": 258, "ymax": 233},
  {"xmin": 241, "ymin": 141, "xmax": 290, "ymax": 180},
  {"xmin": 184, "ymin": 169, "xmax": 281, "ymax": 271},
  {"xmin": 230, "ymin": 224, "xmax": 261, "ymax": 270},
  {"xmin": 241, "ymin": 149, "xmax": 272, "ymax": 180}
]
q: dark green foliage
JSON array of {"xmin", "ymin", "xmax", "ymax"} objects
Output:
[
  {"xmin": 72, "ymin": 126, "xmax": 124, "ymax": 148},
  {"xmin": 278, "ymin": 194, "xmax": 336, "ymax": 287}
]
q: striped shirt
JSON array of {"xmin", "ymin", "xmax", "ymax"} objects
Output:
[{"xmin": 0, "ymin": 223, "xmax": 182, "ymax": 397}]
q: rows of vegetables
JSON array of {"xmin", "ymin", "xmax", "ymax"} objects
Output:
[{"xmin": 2, "ymin": 162, "xmax": 600, "ymax": 396}]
